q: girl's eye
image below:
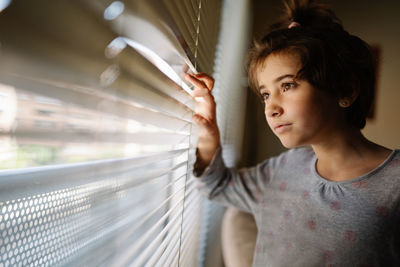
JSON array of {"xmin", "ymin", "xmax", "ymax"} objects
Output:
[
  {"xmin": 282, "ymin": 82, "xmax": 296, "ymax": 91},
  {"xmin": 261, "ymin": 92, "xmax": 269, "ymax": 101}
]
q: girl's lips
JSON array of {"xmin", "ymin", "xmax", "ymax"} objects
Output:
[{"xmin": 274, "ymin": 123, "xmax": 292, "ymax": 133}]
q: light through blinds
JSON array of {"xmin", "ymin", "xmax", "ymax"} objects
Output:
[{"xmin": 0, "ymin": 0, "xmax": 221, "ymax": 266}]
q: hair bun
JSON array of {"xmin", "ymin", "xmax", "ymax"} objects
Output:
[{"xmin": 271, "ymin": 0, "xmax": 343, "ymax": 32}]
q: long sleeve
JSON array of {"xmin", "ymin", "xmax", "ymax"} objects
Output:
[{"xmin": 193, "ymin": 146, "xmax": 274, "ymax": 213}]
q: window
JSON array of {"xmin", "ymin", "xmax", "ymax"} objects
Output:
[{"xmin": 0, "ymin": 0, "xmax": 225, "ymax": 266}]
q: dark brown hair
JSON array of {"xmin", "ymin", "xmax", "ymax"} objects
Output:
[{"xmin": 247, "ymin": 0, "xmax": 376, "ymax": 129}]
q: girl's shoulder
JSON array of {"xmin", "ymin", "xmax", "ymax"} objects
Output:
[{"xmin": 386, "ymin": 149, "xmax": 400, "ymax": 169}]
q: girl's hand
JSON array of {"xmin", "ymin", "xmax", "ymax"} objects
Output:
[
  {"xmin": 185, "ymin": 72, "xmax": 220, "ymax": 170},
  {"xmin": 185, "ymin": 73, "xmax": 219, "ymax": 137}
]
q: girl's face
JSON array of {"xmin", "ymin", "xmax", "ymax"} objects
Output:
[{"xmin": 256, "ymin": 52, "xmax": 343, "ymax": 148}]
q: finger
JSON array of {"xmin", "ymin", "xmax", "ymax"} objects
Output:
[
  {"xmin": 190, "ymin": 88, "xmax": 210, "ymax": 97},
  {"xmin": 191, "ymin": 90, "xmax": 215, "ymax": 104},
  {"xmin": 192, "ymin": 113, "xmax": 205, "ymax": 125},
  {"xmin": 185, "ymin": 74, "xmax": 207, "ymax": 90},
  {"xmin": 193, "ymin": 114, "xmax": 218, "ymax": 135},
  {"xmin": 194, "ymin": 73, "xmax": 214, "ymax": 91},
  {"xmin": 181, "ymin": 63, "xmax": 189, "ymax": 74},
  {"xmin": 192, "ymin": 114, "xmax": 213, "ymax": 130}
]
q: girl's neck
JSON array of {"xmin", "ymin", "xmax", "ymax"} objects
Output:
[{"xmin": 311, "ymin": 128, "xmax": 392, "ymax": 182}]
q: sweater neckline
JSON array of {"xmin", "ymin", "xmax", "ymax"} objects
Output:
[{"xmin": 310, "ymin": 149, "xmax": 399, "ymax": 185}]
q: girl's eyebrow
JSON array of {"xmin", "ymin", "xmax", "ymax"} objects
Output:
[
  {"xmin": 275, "ymin": 74, "xmax": 295, "ymax": 82},
  {"xmin": 258, "ymin": 74, "xmax": 296, "ymax": 92}
]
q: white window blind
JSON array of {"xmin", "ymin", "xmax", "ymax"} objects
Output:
[{"xmin": 0, "ymin": 0, "xmax": 221, "ymax": 266}]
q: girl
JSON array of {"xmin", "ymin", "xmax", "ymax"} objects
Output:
[{"xmin": 186, "ymin": 0, "xmax": 400, "ymax": 266}]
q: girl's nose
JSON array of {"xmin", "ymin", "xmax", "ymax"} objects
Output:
[{"xmin": 266, "ymin": 102, "xmax": 283, "ymax": 118}]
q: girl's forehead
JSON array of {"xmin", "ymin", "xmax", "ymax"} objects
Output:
[
  {"xmin": 261, "ymin": 52, "xmax": 301, "ymax": 71},
  {"xmin": 256, "ymin": 52, "xmax": 302, "ymax": 84}
]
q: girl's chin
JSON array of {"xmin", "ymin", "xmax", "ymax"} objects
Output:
[
  {"xmin": 281, "ymin": 142, "xmax": 298, "ymax": 149},
  {"xmin": 279, "ymin": 137, "xmax": 306, "ymax": 149}
]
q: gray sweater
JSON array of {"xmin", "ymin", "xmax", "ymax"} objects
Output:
[{"xmin": 194, "ymin": 146, "xmax": 400, "ymax": 267}]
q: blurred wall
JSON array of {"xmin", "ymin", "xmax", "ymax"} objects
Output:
[
  {"xmin": 331, "ymin": 0, "xmax": 400, "ymax": 151},
  {"xmin": 240, "ymin": 0, "xmax": 400, "ymax": 167}
]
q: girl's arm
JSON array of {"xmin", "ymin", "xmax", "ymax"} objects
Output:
[
  {"xmin": 194, "ymin": 145, "xmax": 273, "ymax": 213},
  {"xmin": 185, "ymin": 73, "xmax": 220, "ymax": 173},
  {"xmin": 186, "ymin": 72, "xmax": 272, "ymax": 213}
]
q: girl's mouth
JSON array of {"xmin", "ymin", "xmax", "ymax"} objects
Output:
[{"xmin": 274, "ymin": 123, "xmax": 292, "ymax": 133}]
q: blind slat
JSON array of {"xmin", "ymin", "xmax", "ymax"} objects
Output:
[
  {"xmin": 128, "ymin": 172, "xmax": 187, "ymax": 208},
  {"xmin": 131, "ymin": 201, "xmax": 187, "ymax": 266},
  {"xmin": 143, "ymin": 218, "xmax": 182, "ymax": 267},
  {"xmin": 131, "ymin": 183, "xmax": 198, "ymax": 252},
  {"xmin": 180, "ymin": 219, "xmax": 202, "ymax": 266},
  {"xmin": 4, "ymin": 131, "xmax": 189, "ymax": 145},
  {"xmin": 157, "ymin": 193, "xmax": 202, "ymax": 267},
  {"xmin": 161, "ymin": 238, "xmax": 181, "ymax": 267},
  {"xmin": 0, "ymin": 73, "xmax": 192, "ymax": 135},
  {"xmin": 0, "ymin": 57, "xmax": 194, "ymax": 123},
  {"xmin": 114, "ymin": 46, "xmax": 195, "ymax": 112},
  {"xmin": 112, "ymin": 184, "xmax": 193, "ymax": 266},
  {"xmin": 180, "ymin": 217, "xmax": 202, "ymax": 267},
  {"xmin": 115, "ymin": 0, "xmax": 221, "ymax": 74},
  {"xmin": 0, "ymin": 8, "xmax": 196, "ymax": 118},
  {"xmin": 164, "ymin": 0, "xmax": 197, "ymax": 36},
  {"xmin": 152, "ymin": 235, "xmax": 181, "ymax": 267},
  {"xmin": 0, "ymin": 148, "xmax": 187, "ymax": 200},
  {"xmin": 130, "ymin": 183, "xmax": 199, "ymax": 262}
]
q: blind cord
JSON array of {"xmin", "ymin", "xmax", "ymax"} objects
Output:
[{"xmin": 194, "ymin": 0, "xmax": 202, "ymax": 71}]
